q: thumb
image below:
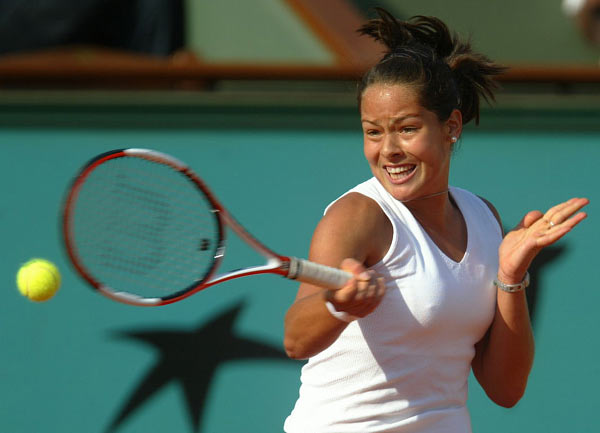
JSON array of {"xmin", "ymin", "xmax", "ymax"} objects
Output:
[
  {"xmin": 519, "ymin": 210, "xmax": 544, "ymax": 229},
  {"xmin": 340, "ymin": 258, "xmax": 367, "ymax": 278}
]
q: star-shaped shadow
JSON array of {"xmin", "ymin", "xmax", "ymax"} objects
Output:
[
  {"xmin": 103, "ymin": 244, "xmax": 566, "ymax": 432},
  {"xmin": 105, "ymin": 302, "xmax": 294, "ymax": 433}
]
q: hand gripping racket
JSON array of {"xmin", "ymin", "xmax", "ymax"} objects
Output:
[{"xmin": 62, "ymin": 148, "xmax": 352, "ymax": 306}]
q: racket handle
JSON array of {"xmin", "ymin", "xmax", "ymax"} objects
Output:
[{"xmin": 288, "ymin": 258, "xmax": 352, "ymax": 289}]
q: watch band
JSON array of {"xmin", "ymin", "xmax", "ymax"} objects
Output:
[{"xmin": 493, "ymin": 272, "xmax": 530, "ymax": 293}]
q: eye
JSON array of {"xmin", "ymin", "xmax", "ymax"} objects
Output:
[
  {"xmin": 401, "ymin": 126, "xmax": 418, "ymax": 134},
  {"xmin": 365, "ymin": 129, "xmax": 382, "ymax": 137}
]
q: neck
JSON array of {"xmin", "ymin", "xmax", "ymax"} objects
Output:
[
  {"xmin": 403, "ymin": 188, "xmax": 456, "ymax": 230},
  {"xmin": 400, "ymin": 189, "xmax": 449, "ymax": 203}
]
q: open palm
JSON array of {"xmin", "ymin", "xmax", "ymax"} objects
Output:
[{"xmin": 498, "ymin": 197, "xmax": 589, "ymax": 283}]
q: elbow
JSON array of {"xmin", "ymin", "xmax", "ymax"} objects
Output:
[
  {"xmin": 491, "ymin": 359, "xmax": 534, "ymax": 408},
  {"xmin": 493, "ymin": 394, "xmax": 523, "ymax": 409},
  {"xmin": 283, "ymin": 335, "xmax": 310, "ymax": 360},
  {"xmin": 477, "ymin": 363, "xmax": 532, "ymax": 408},
  {"xmin": 489, "ymin": 383, "xmax": 528, "ymax": 408},
  {"xmin": 284, "ymin": 333, "xmax": 331, "ymax": 360}
]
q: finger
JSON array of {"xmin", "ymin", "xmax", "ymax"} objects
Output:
[
  {"xmin": 553, "ymin": 210, "xmax": 587, "ymax": 232},
  {"xmin": 337, "ymin": 258, "xmax": 366, "ymax": 296},
  {"xmin": 545, "ymin": 198, "xmax": 589, "ymax": 225},
  {"xmin": 543, "ymin": 200, "xmax": 573, "ymax": 224},
  {"xmin": 355, "ymin": 270, "xmax": 377, "ymax": 300},
  {"xmin": 365, "ymin": 273, "xmax": 382, "ymax": 298},
  {"xmin": 536, "ymin": 211, "xmax": 588, "ymax": 247},
  {"xmin": 354, "ymin": 278, "xmax": 369, "ymax": 300},
  {"xmin": 554, "ymin": 198, "xmax": 589, "ymax": 223},
  {"xmin": 376, "ymin": 277, "xmax": 386, "ymax": 298},
  {"xmin": 343, "ymin": 277, "xmax": 386, "ymax": 317},
  {"xmin": 365, "ymin": 276, "xmax": 386, "ymax": 301},
  {"xmin": 520, "ymin": 210, "xmax": 544, "ymax": 229}
]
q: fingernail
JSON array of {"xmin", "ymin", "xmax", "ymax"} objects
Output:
[{"xmin": 359, "ymin": 272, "xmax": 370, "ymax": 280}]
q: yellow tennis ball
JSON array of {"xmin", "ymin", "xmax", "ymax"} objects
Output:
[{"xmin": 16, "ymin": 258, "xmax": 61, "ymax": 302}]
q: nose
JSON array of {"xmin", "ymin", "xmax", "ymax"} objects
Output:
[{"xmin": 381, "ymin": 132, "xmax": 405, "ymax": 159}]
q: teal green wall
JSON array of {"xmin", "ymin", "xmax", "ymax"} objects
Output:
[
  {"xmin": 452, "ymin": 131, "xmax": 600, "ymax": 432},
  {"xmin": 1, "ymin": 103, "xmax": 599, "ymax": 433}
]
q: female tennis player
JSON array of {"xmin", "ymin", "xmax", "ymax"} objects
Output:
[{"xmin": 283, "ymin": 8, "xmax": 589, "ymax": 433}]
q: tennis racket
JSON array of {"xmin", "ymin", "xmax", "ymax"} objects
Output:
[{"xmin": 62, "ymin": 148, "xmax": 351, "ymax": 306}]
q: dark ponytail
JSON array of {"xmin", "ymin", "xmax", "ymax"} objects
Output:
[
  {"xmin": 446, "ymin": 40, "xmax": 506, "ymax": 124},
  {"xmin": 357, "ymin": 8, "xmax": 506, "ymax": 125}
]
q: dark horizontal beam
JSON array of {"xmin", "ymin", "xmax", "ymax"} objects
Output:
[{"xmin": 1, "ymin": 48, "xmax": 599, "ymax": 89}]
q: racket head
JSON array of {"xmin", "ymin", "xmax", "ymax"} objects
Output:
[{"xmin": 63, "ymin": 148, "xmax": 226, "ymax": 306}]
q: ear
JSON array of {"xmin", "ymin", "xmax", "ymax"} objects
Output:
[{"xmin": 445, "ymin": 109, "xmax": 463, "ymax": 144}]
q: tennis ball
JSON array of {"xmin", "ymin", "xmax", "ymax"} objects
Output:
[{"xmin": 16, "ymin": 258, "xmax": 61, "ymax": 302}]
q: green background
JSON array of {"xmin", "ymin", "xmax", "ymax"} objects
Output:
[
  {"xmin": 186, "ymin": 0, "xmax": 600, "ymax": 65},
  {"xmin": 0, "ymin": 98, "xmax": 598, "ymax": 433},
  {"xmin": 1, "ymin": 0, "xmax": 599, "ymax": 431}
]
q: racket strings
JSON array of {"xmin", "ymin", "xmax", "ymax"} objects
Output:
[
  {"xmin": 71, "ymin": 156, "xmax": 221, "ymax": 299},
  {"xmin": 76, "ymin": 164, "xmax": 215, "ymax": 291}
]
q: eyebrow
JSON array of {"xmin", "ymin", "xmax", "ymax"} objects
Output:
[{"xmin": 361, "ymin": 114, "xmax": 420, "ymax": 126}]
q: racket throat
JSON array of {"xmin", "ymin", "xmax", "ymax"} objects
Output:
[{"xmin": 285, "ymin": 257, "xmax": 301, "ymax": 280}]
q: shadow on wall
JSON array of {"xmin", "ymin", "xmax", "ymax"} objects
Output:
[
  {"xmin": 105, "ymin": 302, "xmax": 295, "ymax": 433},
  {"xmin": 102, "ymin": 243, "xmax": 565, "ymax": 432}
]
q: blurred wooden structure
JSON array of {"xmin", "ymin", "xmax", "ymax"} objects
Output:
[
  {"xmin": 0, "ymin": 0, "xmax": 598, "ymax": 91},
  {"xmin": 0, "ymin": 46, "xmax": 599, "ymax": 90}
]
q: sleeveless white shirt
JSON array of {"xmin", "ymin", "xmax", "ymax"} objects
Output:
[{"xmin": 284, "ymin": 178, "xmax": 502, "ymax": 433}]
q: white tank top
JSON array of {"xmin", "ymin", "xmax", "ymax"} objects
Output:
[{"xmin": 284, "ymin": 178, "xmax": 502, "ymax": 433}]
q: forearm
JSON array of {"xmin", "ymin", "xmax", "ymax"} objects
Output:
[
  {"xmin": 283, "ymin": 291, "xmax": 349, "ymax": 360},
  {"xmin": 474, "ymin": 287, "xmax": 535, "ymax": 407}
]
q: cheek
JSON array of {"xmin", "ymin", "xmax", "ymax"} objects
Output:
[
  {"xmin": 408, "ymin": 137, "xmax": 450, "ymax": 166},
  {"xmin": 432, "ymin": 141, "xmax": 453, "ymax": 165},
  {"xmin": 363, "ymin": 141, "xmax": 378, "ymax": 165}
]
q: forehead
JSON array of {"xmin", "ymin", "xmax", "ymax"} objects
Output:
[{"xmin": 360, "ymin": 83, "xmax": 422, "ymax": 116}]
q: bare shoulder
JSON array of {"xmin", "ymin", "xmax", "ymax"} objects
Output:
[
  {"xmin": 312, "ymin": 192, "xmax": 392, "ymax": 267},
  {"xmin": 321, "ymin": 192, "xmax": 390, "ymax": 240},
  {"xmin": 324, "ymin": 192, "xmax": 386, "ymax": 223},
  {"xmin": 294, "ymin": 192, "xmax": 392, "ymax": 300}
]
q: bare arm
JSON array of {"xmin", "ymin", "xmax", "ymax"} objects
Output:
[
  {"xmin": 473, "ymin": 197, "xmax": 589, "ymax": 407},
  {"xmin": 283, "ymin": 193, "xmax": 390, "ymax": 360},
  {"xmin": 472, "ymin": 283, "xmax": 535, "ymax": 407}
]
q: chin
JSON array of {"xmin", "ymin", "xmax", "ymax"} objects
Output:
[{"xmin": 378, "ymin": 178, "xmax": 417, "ymax": 202}]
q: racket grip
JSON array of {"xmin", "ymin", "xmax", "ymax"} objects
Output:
[{"xmin": 288, "ymin": 258, "xmax": 352, "ymax": 289}]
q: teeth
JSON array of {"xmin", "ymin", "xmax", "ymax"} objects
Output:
[
  {"xmin": 386, "ymin": 165, "xmax": 415, "ymax": 180},
  {"xmin": 387, "ymin": 166, "xmax": 414, "ymax": 174}
]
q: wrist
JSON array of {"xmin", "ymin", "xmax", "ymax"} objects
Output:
[
  {"xmin": 494, "ymin": 271, "xmax": 530, "ymax": 293},
  {"xmin": 324, "ymin": 301, "xmax": 358, "ymax": 322},
  {"xmin": 323, "ymin": 291, "xmax": 358, "ymax": 322},
  {"xmin": 496, "ymin": 269, "xmax": 528, "ymax": 286}
]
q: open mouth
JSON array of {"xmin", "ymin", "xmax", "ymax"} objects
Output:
[{"xmin": 386, "ymin": 164, "xmax": 416, "ymax": 181}]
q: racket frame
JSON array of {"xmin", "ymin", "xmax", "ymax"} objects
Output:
[{"xmin": 63, "ymin": 148, "xmax": 297, "ymax": 306}]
